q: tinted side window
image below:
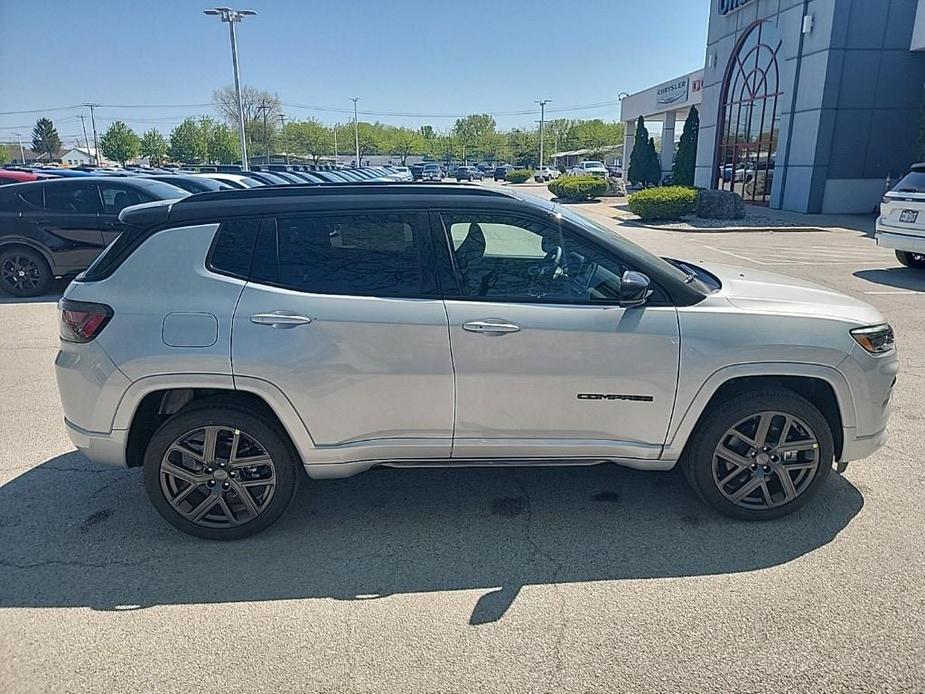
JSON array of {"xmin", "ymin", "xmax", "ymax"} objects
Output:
[
  {"xmin": 98, "ymin": 183, "xmax": 151, "ymax": 214},
  {"xmin": 208, "ymin": 218, "xmax": 261, "ymax": 278},
  {"xmin": 16, "ymin": 187, "xmax": 44, "ymax": 210},
  {"xmin": 253, "ymin": 213, "xmax": 425, "ymax": 297},
  {"xmin": 44, "ymin": 182, "xmax": 102, "ymax": 213}
]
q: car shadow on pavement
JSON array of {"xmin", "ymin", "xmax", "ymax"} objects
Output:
[
  {"xmin": 854, "ymin": 268, "xmax": 925, "ymax": 292},
  {"xmin": 0, "ymin": 280, "xmax": 67, "ymax": 305},
  {"xmin": 0, "ymin": 452, "xmax": 863, "ymax": 624}
]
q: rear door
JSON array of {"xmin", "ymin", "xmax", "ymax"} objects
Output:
[
  {"xmin": 232, "ymin": 210, "xmax": 455, "ymax": 463},
  {"xmin": 31, "ymin": 180, "xmax": 105, "ymax": 273},
  {"xmin": 435, "ymin": 209, "xmax": 680, "ymax": 461}
]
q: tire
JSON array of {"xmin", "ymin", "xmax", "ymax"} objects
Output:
[
  {"xmin": 143, "ymin": 405, "xmax": 300, "ymax": 540},
  {"xmin": 895, "ymin": 250, "xmax": 925, "ymax": 269},
  {"xmin": 0, "ymin": 247, "xmax": 52, "ymax": 297},
  {"xmin": 682, "ymin": 389, "xmax": 833, "ymax": 521}
]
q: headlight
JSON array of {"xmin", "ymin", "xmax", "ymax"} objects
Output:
[{"xmin": 851, "ymin": 324, "xmax": 895, "ymax": 354}]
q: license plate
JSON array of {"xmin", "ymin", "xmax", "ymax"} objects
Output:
[{"xmin": 900, "ymin": 209, "xmax": 918, "ymax": 223}]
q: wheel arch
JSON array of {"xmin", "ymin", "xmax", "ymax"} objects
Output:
[
  {"xmin": 665, "ymin": 364, "xmax": 855, "ymax": 463},
  {"xmin": 0, "ymin": 238, "xmax": 56, "ymax": 274},
  {"xmin": 118, "ymin": 377, "xmax": 316, "ymax": 468}
]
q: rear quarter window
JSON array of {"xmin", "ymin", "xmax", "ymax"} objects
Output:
[{"xmin": 208, "ymin": 218, "xmax": 261, "ymax": 278}]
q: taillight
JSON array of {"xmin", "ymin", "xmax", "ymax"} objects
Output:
[{"xmin": 58, "ymin": 298, "xmax": 113, "ymax": 343}]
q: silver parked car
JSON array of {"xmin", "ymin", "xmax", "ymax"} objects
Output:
[{"xmin": 55, "ymin": 185, "xmax": 897, "ymax": 539}]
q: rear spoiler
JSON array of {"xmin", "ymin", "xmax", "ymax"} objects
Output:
[{"xmin": 118, "ymin": 198, "xmax": 180, "ymax": 227}]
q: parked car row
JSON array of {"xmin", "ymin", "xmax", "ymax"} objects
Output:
[{"xmin": 0, "ymin": 163, "xmax": 416, "ymax": 297}]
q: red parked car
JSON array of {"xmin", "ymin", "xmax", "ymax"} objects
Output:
[{"xmin": 0, "ymin": 170, "xmax": 42, "ymax": 185}]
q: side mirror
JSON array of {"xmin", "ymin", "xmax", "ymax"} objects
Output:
[{"xmin": 619, "ymin": 270, "xmax": 651, "ymax": 308}]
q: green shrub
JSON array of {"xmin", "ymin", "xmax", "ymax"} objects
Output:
[
  {"xmin": 505, "ymin": 169, "xmax": 534, "ymax": 183},
  {"xmin": 548, "ymin": 175, "xmax": 608, "ymax": 200},
  {"xmin": 627, "ymin": 186, "xmax": 698, "ymax": 221}
]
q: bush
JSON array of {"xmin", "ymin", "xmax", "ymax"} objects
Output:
[
  {"xmin": 548, "ymin": 175, "xmax": 609, "ymax": 200},
  {"xmin": 505, "ymin": 169, "xmax": 534, "ymax": 183},
  {"xmin": 627, "ymin": 186, "xmax": 698, "ymax": 221}
]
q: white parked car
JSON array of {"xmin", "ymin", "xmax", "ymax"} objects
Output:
[
  {"xmin": 54, "ymin": 184, "xmax": 896, "ymax": 538},
  {"xmin": 534, "ymin": 166, "xmax": 560, "ymax": 182},
  {"xmin": 195, "ymin": 172, "xmax": 263, "ymax": 189},
  {"xmin": 569, "ymin": 160, "xmax": 609, "ymax": 178},
  {"xmin": 876, "ymin": 163, "xmax": 925, "ymax": 269},
  {"xmin": 385, "ymin": 165, "xmax": 414, "ymax": 182}
]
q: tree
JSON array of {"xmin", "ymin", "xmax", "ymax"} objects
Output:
[
  {"xmin": 453, "ymin": 114, "xmax": 496, "ymax": 163},
  {"xmin": 280, "ymin": 119, "xmax": 332, "ymax": 163},
  {"xmin": 0, "ymin": 144, "xmax": 9, "ymax": 166},
  {"xmin": 140, "ymin": 129, "xmax": 169, "ymax": 166},
  {"xmin": 99, "ymin": 121, "xmax": 140, "ymax": 165},
  {"xmin": 384, "ymin": 127, "xmax": 423, "ymax": 165},
  {"xmin": 628, "ymin": 116, "xmax": 655, "ymax": 186},
  {"xmin": 209, "ymin": 124, "xmax": 239, "ymax": 163},
  {"xmin": 353, "ymin": 122, "xmax": 381, "ymax": 164},
  {"xmin": 419, "ymin": 124, "xmax": 435, "ymax": 140},
  {"xmin": 574, "ymin": 119, "xmax": 624, "ymax": 159},
  {"xmin": 508, "ymin": 128, "xmax": 539, "ymax": 168},
  {"xmin": 31, "ymin": 118, "xmax": 61, "ymax": 161},
  {"xmin": 213, "ymin": 84, "xmax": 282, "ymax": 127},
  {"xmin": 672, "ymin": 106, "xmax": 699, "ymax": 187},
  {"xmin": 170, "ymin": 118, "xmax": 207, "ymax": 163}
]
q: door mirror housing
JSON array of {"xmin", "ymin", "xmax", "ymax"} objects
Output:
[{"xmin": 619, "ymin": 270, "xmax": 651, "ymax": 308}]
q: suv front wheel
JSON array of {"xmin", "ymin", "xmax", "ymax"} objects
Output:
[
  {"xmin": 143, "ymin": 405, "xmax": 300, "ymax": 539},
  {"xmin": 683, "ymin": 389, "xmax": 833, "ymax": 520}
]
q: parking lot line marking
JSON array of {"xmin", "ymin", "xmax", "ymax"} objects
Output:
[
  {"xmin": 863, "ymin": 290, "xmax": 921, "ymax": 295},
  {"xmin": 703, "ymin": 246, "xmax": 771, "ymax": 264}
]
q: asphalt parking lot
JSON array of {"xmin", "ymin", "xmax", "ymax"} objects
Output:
[{"xmin": 1, "ymin": 189, "xmax": 924, "ymax": 693}]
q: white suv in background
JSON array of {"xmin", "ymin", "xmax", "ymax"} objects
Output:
[
  {"xmin": 55, "ymin": 184, "xmax": 897, "ymax": 539},
  {"xmin": 534, "ymin": 166, "xmax": 560, "ymax": 182},
  {"xmin": 876, "ymin": 163, "xmax": 925, "ymax": 269}
]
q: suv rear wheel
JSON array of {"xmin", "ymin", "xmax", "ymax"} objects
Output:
[
  {"xmin": 683, "ymin": 389, "xmax": 833, "ymax": 520},
  {"xmin": 0, "ymin": 247, "xmax": 52, "ymax": 297},
  {"xmin": 142, "ymin": 405, "xmax": 300, "ymax": 539},
  {"xmin": 895, "ymin": 250, "xmax": 925, "ymax": 269}
]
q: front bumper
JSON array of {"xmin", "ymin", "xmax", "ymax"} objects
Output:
[
  {"xmin": 65, "ymin": 418, "xmax": 128, "ymax": 467},
  {"xmin": 840, "ymin": 426, "xmax": 889, "ymax": 463}
]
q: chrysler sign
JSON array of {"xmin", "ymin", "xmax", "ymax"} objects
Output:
[
  {"xmin": 656, "ymin": 78, "xmax": 690, "ymax": 106},
  {"xmin": 718, "ymin": 0, "xmax": 755, "ymax": 15}
]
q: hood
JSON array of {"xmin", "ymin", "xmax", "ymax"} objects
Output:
[{"xmin": 700, "ymin": 262, "xmax": 885, "ymax": 326}]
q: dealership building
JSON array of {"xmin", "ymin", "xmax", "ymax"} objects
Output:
[{"xmin": 621, "ymin": 0, "xmax": 925, "ymax": 213}]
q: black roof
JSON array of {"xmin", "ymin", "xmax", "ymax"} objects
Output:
[{"xmin": 120, "ymin": 183, "xmax": 528, "ymax": 228}]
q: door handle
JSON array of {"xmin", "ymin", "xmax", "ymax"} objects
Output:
[
  {"xmin": 250, "ymin": 312, "xmax": 313, "ymax": 328},
  {"xmin": 462, "ymin": 319, "xmax": 520, "ymax": 334}
]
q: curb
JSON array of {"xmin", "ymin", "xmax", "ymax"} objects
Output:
[{"xmin": 615, "ymin": 219, "xmax": 832, "ymax": 234}]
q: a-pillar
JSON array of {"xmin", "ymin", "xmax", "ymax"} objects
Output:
[{"xmin": 660, "ymin": 110, "xmax": 677, "ymax": 176}]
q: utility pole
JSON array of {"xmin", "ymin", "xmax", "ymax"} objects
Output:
[
  {"xmin": 256, "ymin": 99, "xmax": 271, "ymax": 164},
  {"xmin": 79, "ymin": 114, "xmax": 90, "ymax": 151},
  {"xmin": 277, "ymin": 114, "xmax": 288, "ymax": 163},
  {"xmin": 83, "ymin": 103, "xmax": 100, "ymax": 165},
  {"xmin": 535, "ymin": 99, "xmax": 550, "ymax": 167},
  {"xmin": 204, "ymin": 7, "xmax": 256, "ymax": 167},
  {"xmin": 333, "ymin": 126, "xmax": 338, "ymax": 164},
  {"xmin": 12, "ymin": 133, "xmax": 25, "ymax": 165},
  {"xmin": 350, "ymin": 98, "xmax": 360, "ymax": 168}
]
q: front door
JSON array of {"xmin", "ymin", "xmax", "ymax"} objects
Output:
[
  {"xmin": 232, "ymin": 211, "xmax": 455, "ymax": 464},
  {"xmin": 436, "ymin": 210, "xmax": 680, "ymax": 461}
]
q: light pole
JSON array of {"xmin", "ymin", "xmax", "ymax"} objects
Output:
[
  {"xmin": 350, "ymin": 98, "xmax": 360, "ymax": 168},
  {"xmin": 204, "ymin": 7, "xmax": 256, "ymax": 167},
  {"xmin": 12, "ymin": 133, "xmax": 25, "ymax": 165},
  {"xmin": 535, "ymin": 99, "xmax": 549, "ymax": 167},
  {"xmin": 333, "ymin": 126, "xmax": 338, "ymax": 164},
  {"xmin": 83, "ymin": 103, "xmax": 100, "ymax": 165}
]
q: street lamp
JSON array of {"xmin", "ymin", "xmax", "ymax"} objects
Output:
[
  {"xmin": 204, "ymin": 7, "xmax": 256, "ymax": 167},
  {"xmin": 535, "ymin": 99, "xmax": 550, "ymax": 167},
  {"xmin": 349, "ymin": 98, "xmax": 360, "ymax": 168}
]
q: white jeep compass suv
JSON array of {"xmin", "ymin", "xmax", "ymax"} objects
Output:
[{"xmin": 55, "ymin": 185, "xmax": 897, "ymax": 539}]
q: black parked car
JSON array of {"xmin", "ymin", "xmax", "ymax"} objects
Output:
[
  {"xmin": 494, "ymin": 164, "xmax": 514, "ymax": 181},
  {"xmin": 146, "ymin": 174, "xmax": 231, "ymax": 193},
  {"xmin": 409, "ymin": 163, "xmax": 426, "ymax": 180},
  {"xmin": 0, "ymin": 177, "xmax": 189, "ymax": 297}
]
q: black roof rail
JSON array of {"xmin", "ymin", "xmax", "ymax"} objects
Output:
[{"xmin": 174, "ymin": 182, "xmax": 518, "ymax": 205}]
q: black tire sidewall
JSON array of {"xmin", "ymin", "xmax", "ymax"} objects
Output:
[
  {"xmin": 0, "ymin": 247, "xmax": 51, "ymax": 297},
  {"xmin": 686, "ymin": 389, "xmax": 833, "ymax": 521},
  {"xmin": 896, "ymin": 250, "xmax": 925, "ymax": 269},
  {"xmin": 142, "ymin": 405, "xmax": 300, "ymax": 540}
]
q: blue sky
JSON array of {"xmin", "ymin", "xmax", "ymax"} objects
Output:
[{"xmin": 0, "ymin": 0, "xmax": 710, "ymax": 146}]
